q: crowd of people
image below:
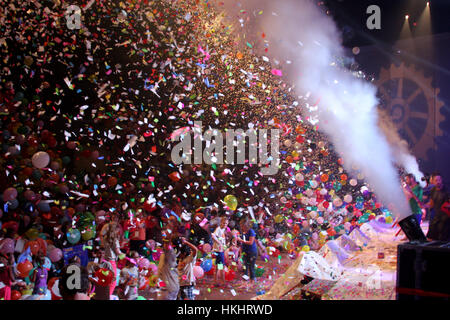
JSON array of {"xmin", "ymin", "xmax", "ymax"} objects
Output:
[{"xmin": 1, "ymin": 0, "xmax": 449, "ymax": 301}]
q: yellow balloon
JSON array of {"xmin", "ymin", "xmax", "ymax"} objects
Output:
[
  {"xmin": 386, "ymin": 216, "xmax": 393, "ymax": 224},
  {"xmin": 302, "ymin": 245, "xmax": 310, "ymax": 252},
  {"xmin": 274, "ymin": 214, "xmax": 284, "ymax": 223},
  {"xmin": 224, "ymin": 195, "xmax": 238, "ymax": 210}
]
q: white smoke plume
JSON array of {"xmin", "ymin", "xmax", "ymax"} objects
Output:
[{"xmin": 219, "ymin": 0, "xmax": 416, "ymax": 220}]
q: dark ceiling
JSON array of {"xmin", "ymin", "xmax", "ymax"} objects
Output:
[{"xmin": 323, "ymin": 0, "xmax": 450, "ymax": 48}]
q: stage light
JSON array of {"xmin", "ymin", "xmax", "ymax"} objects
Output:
[{"xmin": 405, "ymin": 15, "xmax": 409, "ymax": 20}]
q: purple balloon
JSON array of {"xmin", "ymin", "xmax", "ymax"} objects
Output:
[
  {"xmin": 48, "ymin": 248, "xmax": 63, "ymax": 262},
  {"xmin": 0, "ymin": 238, "xmax": 15, "ymax": 254},
  {"xmin": 3, "ymin": 188, "xmax": 18, "ymax": 201}
]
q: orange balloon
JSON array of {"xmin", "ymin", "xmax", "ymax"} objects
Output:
[
  {"xmin": 285, "ymin": 156, "xmax": 293, "ymax": 164},
  {"xmin": 36, "ymin": 238, "xmax": 47, "ymax": 256},
  {"xmin": 168, "ymin": 172, "xmax": 181, "ymax": 182},
  {"xmin": 340, "ymin": 174, "xmax": 348, "ymax": 181},
  {"xmin": 320, "ymin": 174, "xmax": 329, "ymax": 182},
  {"xmin": 26, "ymin": 240, "xmax": 40, "ymax": 255}
]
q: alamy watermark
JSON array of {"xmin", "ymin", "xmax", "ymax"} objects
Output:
[
  {"xmin": 366, "ymin": 5, "xmax": 381, "ymax": 30},
  {"xmin": 171, "ymin": 121, "xmax": 280, "ymax": 176}
]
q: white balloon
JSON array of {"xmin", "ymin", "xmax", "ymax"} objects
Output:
[
  {"xmin": 309, "ymin": 211, "xmax": 318, "ymax": 219},
  {"xmin": 310, "ymin": 180, "xmax": 318, "ymax": 189},
  {"xmin": 349, "ymin": 179, "xmax": 357, "ymax": 186},
  {"xmin": 308, "ymin": 197, "xmax": 317, "ymax": 206},
  {"xmin": 305, "ymin": 189, "xmax": 314, "ymax": 197},
  {"xmin": 320, "ymin": 188, "xmax": 328, "ymax": 195},
  {"xmin": 284, "ymin": 139, "xmax": 292, "ymax": 147},
  {"xmin": 344, "ymin": 195, "xmax": 353, "ymax": 203},
  {"xmin": 32, "ymin": 151, "xmax": 50, "ymax": 169},
  {"xmin": 333, "ymin": 198, "xmax": 343, "ymax": 207},
  {"xmin": 295, "ymin": 173, "xmax": 304, "ymax": 181}
]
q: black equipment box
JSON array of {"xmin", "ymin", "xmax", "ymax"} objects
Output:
[{"xmin": 396, "ymin": 241, "xmax": 450, "ymax": 300}]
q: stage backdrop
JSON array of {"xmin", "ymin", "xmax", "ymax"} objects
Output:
[{"xmin": 354, "ymin": 32, "xmax": 450, "ymax": 183}]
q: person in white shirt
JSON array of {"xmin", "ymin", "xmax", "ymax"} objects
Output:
[{"xmin": 211, "ymin": 217, "xmax": 228, "ymax": 287}]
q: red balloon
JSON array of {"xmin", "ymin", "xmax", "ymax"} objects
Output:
[
  {"xmin": 107, "ymin": 176, "xmax": 118, "ymax": 187},
  {"xmin": 225, "ymin": 269, "xmax": 236, "ymax": 281},
  {"xmin": 11, "ymin": 290, "xmax": 22, "ymax": 300},
  {"xmin": 17, "ymin": 260, "xmax": 33, "ymax": 278}
]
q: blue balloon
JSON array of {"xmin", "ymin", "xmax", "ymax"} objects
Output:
[
  {"xmin": 42, "ymin": 257, "xmax": 52, "ymax": 269},
  {"xmin": 67, "ymin": 228, "xmax": 81, "ymax": 244},
  {"xmin": 201, "ymin": 259, "xmax": 212, "ymax": 272}
]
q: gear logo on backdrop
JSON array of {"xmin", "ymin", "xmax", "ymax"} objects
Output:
[{"xmin": 376, "ymin": 63, "xmax": 445, "ymax": 161}]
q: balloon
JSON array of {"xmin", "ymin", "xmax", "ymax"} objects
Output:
[
  {"xmin": 310, "ymin": 180, "xmax": 318, "ymax": 189},
  {"xmin": 344, "ymin": 222, "xmax": 352, "ymax": 230},
  {"xmin": 81, "ymin": 229, "xmax": 95, "ymax": 241},
  {"xmin": 3, "ymin": 187, "xmax": 18, "ymax": 201},
  {"xmin": 42, "ymin": 257, "xmax": 52, "ymax": 269},
  {"xmin": 284, "ymin": 139, "xmax": 292, "ymax": 147},
  {"xmin": 152, "ymin": 248, "xmax": 163, "ymax": 261},
  {"xmin": 333, "ymin": 198, "xmax": 343, "ymax": 208},
  {"xmin": 148, "ymin": 262, "xmax": 158, "ymax": 275},
  {"xmin": 200, "ymin": 259, "xmax": 213, "ymax": 272},
  {"xmin": 25, "ymin": 228, "xmax": 39, "ymax": 240},
  {"xmin": 349, "ymin": 179, "xmax": 358, "ymax": 186},
  {"xmin": 48, "ymin": 248, "xmax": 63, "ymax": 262},
  {"xmin": 316, "ymin": 217, "xmax": 324, "ymax": 225},
  {"xmin": 107, "ymin": 176, "xmax": 118, "ymax": 187},
  {"xmin": 11, "ymin": 290, "xmax": 22, "ymax": 300},
  {"xmin": 274, "ymin": 215, "xmax": 284, "ymax": 223},
  {"xmin": 67, "ymin": 228, "xmax": 81, "ymax": 244},
  {"xmin": 138, "ymin": 258, "xmax": 150, "ymax": 269},
  {"xmin": 255, "ymin": 267, "xmax": 265, "ymax": 278},
  {"xmin": 0, "ymin": 238, "xmax": 15, "ymax": 254},
  {"xmin": 302, "ymin": 245, "xmax": 310, "ymax": 252},
  {"xmin": 168, "ymin": 172, "xmax": 181, "ymax": 182},
  {"xmin": 224, "ymin": 195, "xmax": 238, "ymax": 211},
  {"xmin": 225, "ymin": 268, "xmax": 235, "ymax": 281},
  {"xmin": 26, "ymin": 240, "xmax": 40, "ymax": 255},
  {"xmin": 344, "ymin": 195, "xmax": 353, "ymax": 203},
  {"xmin": 295, "ymin": 173, "xmax": 304, "ymax": 181},
  {"xmin": 31, "ymin": 151, "xmax": 50, "ymax": 169},
  {"xmin": 320, "ymin": 174, "xmax": 329, "ymax": 182},
  {"xmin": 17, "ymin": 260, "xmax": 33, "ymax": 278},
  {"xmin": 309, "ymin": 211, "xmax": 318, "ymax": 219},
  {"xmin": 193, "ymin": 266, "xmax": 204, "ymax": 279},
  {"xmin": 24, "ymin": 190, "xmax": 36, "ymax": 201},
  {"xmin": 202, "ymin": 243, "xmax": 212, "ymax": 253}
]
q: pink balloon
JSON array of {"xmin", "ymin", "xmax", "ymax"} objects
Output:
[
  {"xmin": 48, "ymin": 248, "xmax": 63, "ymax": 262},
  {"xmin": 0, "ymin": 238, "xmax": 15, "ymax": 254},
  {"xmin": 202, "ymin": 243, "xmax": 211, "ymax": 253},
  {"xmin": 147, "ymin": 262, "xmax": 157, "ymax": 275},
  {"xmin": 137, "ymin": 258, "xmax": 150, "ymax": 269},
  {"xmin": 67, "ymin": 141, "xmax": 77, "ymax": 149},
  {"xmin": 32, "ymin": 151, "xmax": 50, "ymax": 169},
  {"xmin": 193, "ymin": 266, "xmax": 204, "ymax": 279},
  {"xmin": 316, "ymin": 217, "xmax": 324, "ymax": 225},
  {"xmin": 24, "ymin": 190, "xmax": 36, "ymax": 201},
  {"xmin": 312, "ymin": 232, "xmax": 319, "ymax": 240},
  {"xmin": 3, "ymin": 188, "xmax": 18, "ymax": 201}
]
